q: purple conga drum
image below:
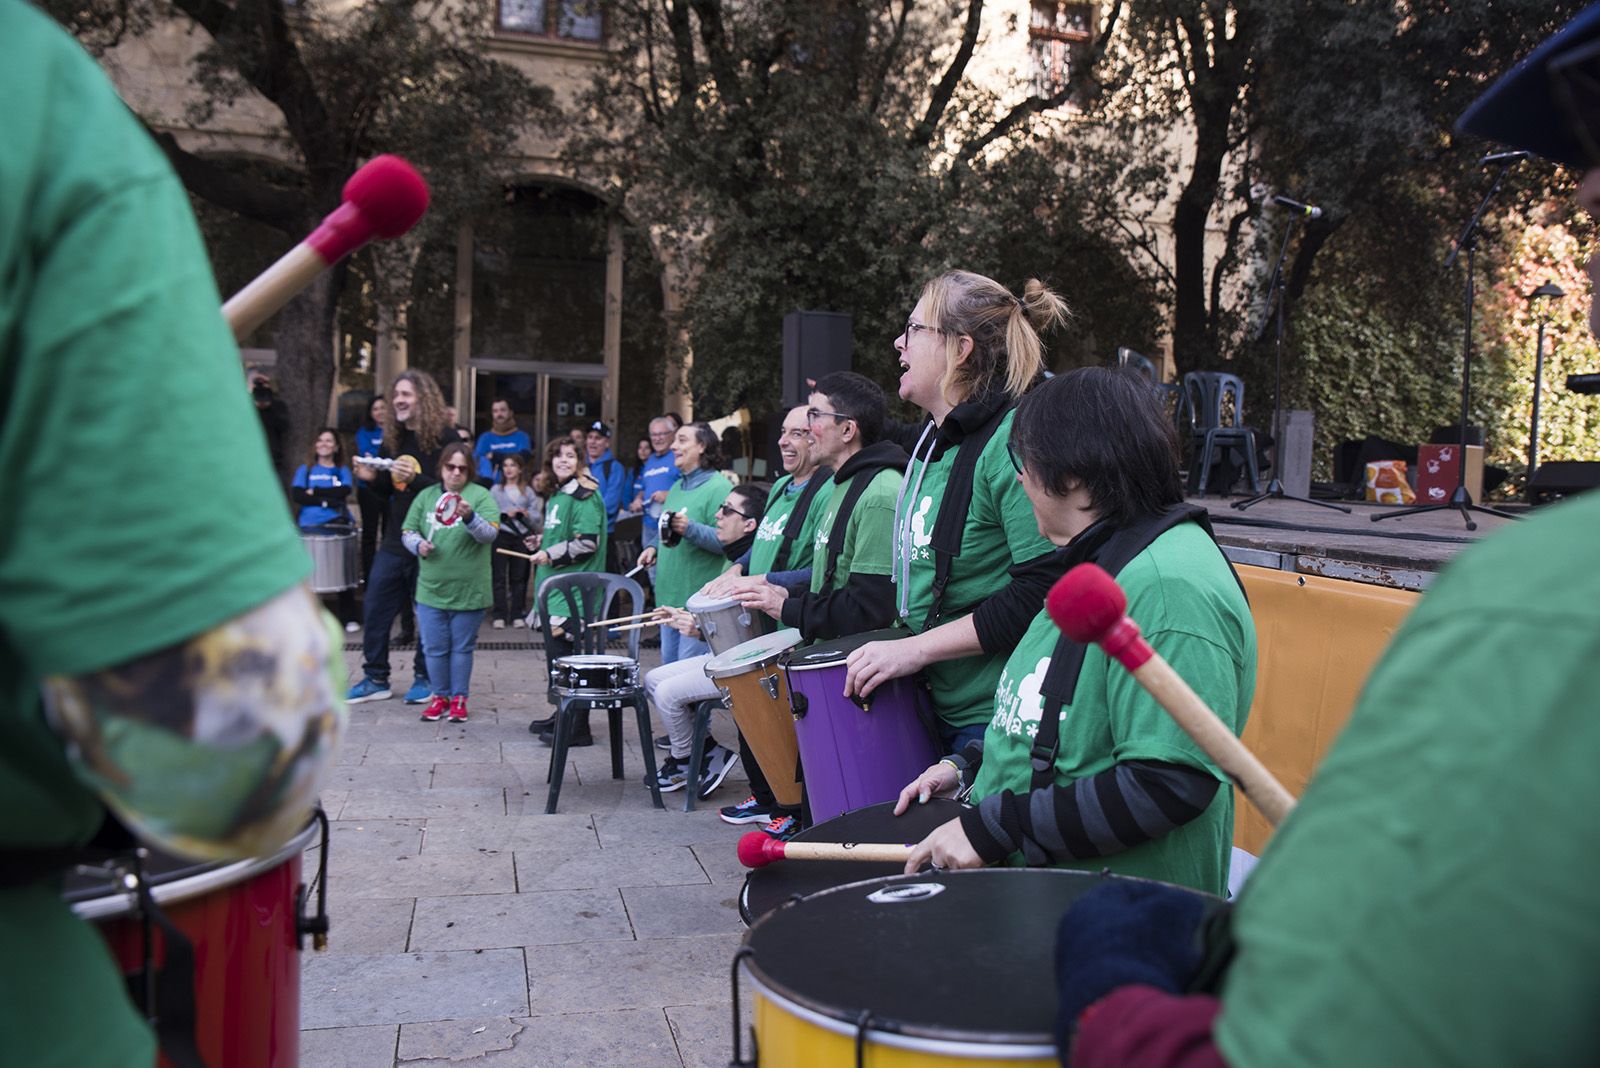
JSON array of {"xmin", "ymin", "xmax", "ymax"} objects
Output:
[{"xmin": 780, "ymin": 629, "xmax": 940, "ymax": 824}]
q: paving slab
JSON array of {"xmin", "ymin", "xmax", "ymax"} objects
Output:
[
  {"xmin": 335, "ymin": 743, "xmax": 368, "ymax": 767},
  {"xmin": 323, "ymin": 764, "xmax": 432, "ymax": 792},
  {"xmin": 666, "ymin": 1002, "xmax": 751, "ymax": 1068},
  {"xmin": 342, "ymin": 723, "xmax": 446, "ymax": 746},
  {"xmin": 513, "ymin": 844, "xmax": 708, "ymax": 892},
  {"xmin": 341, "ymin": 786, "xmax": 506, "ymax": 820},
  {"xmin": 318, "ymin": 896, "xmax": 414, "ymax": 956},
  {"xmin": 331, "ymin": 849, "xmax": 517, "ymax": 899},
  {"xmin": 621, "ymin": 883, "xmax": 746, "ymax": 939},
  {"xmin": 422, "ymin": 814, "xmax": 598, "ymax": 856},
  {"xmin": 689, "ymin": 842, "xmax": 750, "ymax": 885},
  {"xmin": 410, "ymin": 888, "xmax": 634, "ymax": 951},
  {"xmin": 392, "ymin": 1017, "xmax": 523, "ymax": 1061},
  {"xmin": 430, "ymin": 762, "xmax": 535, "ymax": 789},
  {"xmin": 324, "ymin": 818, "xmax": 426, "ymax": 858},
  {"xmin": 298, "ymin": 1024, "xmax": 398, "ymax": 1068},
  {"xmin": 524, "ymin": 936, "xmax": 741, "ymax": 1015},
  {"xmin": 593, "ymin": 809, "xmax": 747, "ymax": 848},
  {"xmin": 302, "ymin": 949, "xmax": 529, "ymax": 1028},
  {"xmin": 362, "ymin": 740, "xmax": 504, "ymax": 765},
  {"xmin": 397, "ymin": 1009, "xmax": 680, "ymax": 1067}
]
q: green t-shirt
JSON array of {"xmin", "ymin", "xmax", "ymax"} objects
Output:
[
  {"xmin": 808, "ymin": 466, "xmax": 901, "ymax": 594},
  {"xmin": 0, "ymin": 6, "xmax": 309, "ymax": 1062},
  {"xmin": 969, "ymin": 524, "xmax": 1256, "ymax": 895},
  {"xmin": 895, "ymin": 411, "xmax": 1054, "ymax": 728},
  {"xmin": 654, "ymin": 470, "xmax": 734, "ymax": 608},
  {"xmin": 403, "ymin": 484, "xmax": 500, "ymax": 611},
  {"xmin": 532, "ymin": 482, "xmax": 609, "ymax": 620},
  {"xmin": 747, "ymin": 471, "xmax": 834, "ymax": 577},
  {"xmin": 1215, "ymin": 492, "xmax": 1600, "ymax": 1067}
]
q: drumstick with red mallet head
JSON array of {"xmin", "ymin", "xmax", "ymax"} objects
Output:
[
  {"xmin": 1047, "ymin": 563, "xmax": 1297, "ymax": 828},
  {"xmin": 737, "ymin": 832, "xmax": 914, "ymax": 868},
  {"xmin": 221, "ymin": 155, "xmax": 430, "ymax": 340}
]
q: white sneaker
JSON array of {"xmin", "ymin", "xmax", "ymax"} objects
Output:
[
  {"xmin": 511, "ymin": 618, "xmax": 527, "ymax": 628},
  {"xmin": 492, "ymin": 619, "xmax": 506, "ymax": 630},
  {"xmin": 344, "ymin": 621, "xmax": 361, "ymax": 633}
]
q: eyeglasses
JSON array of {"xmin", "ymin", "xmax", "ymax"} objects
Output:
[
  {"xmin": 443, "ymin": 463, "xmax": 470, "ymax": 472},
  {"xmin": 1006, "ymin": 437, "xmax": 1026, "ymax": 476},
  {"xmin": 717, "ymin": 503, "xmax": 751, "ymax": 520},
  {"xmin": 806, "ymin": 407, "xmax": 851, "ymax": 425},
  {"xmin": 904, "ymin": 318, "xmax": 944, "ymax": 338}
]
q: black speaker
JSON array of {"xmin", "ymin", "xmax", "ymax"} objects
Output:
[
  {"xmin": 782, "ymin": 311, "xmax": 853, "ymax": 408},
  {"xmin": 1527, "ymin": 460, "xmax": 1600, "ymax": 504}
]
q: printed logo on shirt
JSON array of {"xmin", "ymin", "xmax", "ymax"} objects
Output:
[
  {"xmin": 909, "ymin": 495, "xmax": 935, "ymax": 562},
  {"xmin": 546, "ymin": 501, "xmax": 561, "ymax": 530},
  {"xmin": 755, "ymin": 512, "xmax": 785, "ymax": 545},
  {"xmin": 991, "ymin": 655, "xmax": 1051, "ymax": 738}
]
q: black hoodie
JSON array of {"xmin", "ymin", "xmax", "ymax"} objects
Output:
[{"xmin": 779, "ymin": 439, "xmax": 910, "ymax": 641}]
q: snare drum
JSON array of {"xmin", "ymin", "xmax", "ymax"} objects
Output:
[
  {"xmin": 740, "ymin": 798, "xmax": 963, "ymax": 923},
  {"xmin": 707, "ymin": 630, "xmax": 805, "ymax": 808},
  {"xmin": 551, "ymin": 654, "xmax": 640, "ymax": 695},
  {"xmin": 686, "ymin": 591, "xmax": 774, "ymax": 655},
  {"xmin": 301, "ymin": 529, "xmax": 359, "ymax": 592},
  {"xmin": 781, "ymin": 630, "xmax": 940, "ymax": 824},
  {"xmin": 67, "ymin": 817, "xmax": 327, "ymax": 1068},
  {"xmin": 737, "ymin": 869, "xmax": 1222, "ymax": 1067}
]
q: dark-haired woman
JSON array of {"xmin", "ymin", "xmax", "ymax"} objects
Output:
[
  {"xmin": 292, "ymin": 427, "xmax": 359, "ymax": 630},
  {"xmin": 895, "ymin": 368, "xmax": 1257, "ymax": 896},
  {"xmin": 636, "ymin": 422, "xmax": 732, "ymax": 664},
  {"xmin": 845, "ymin": 270, "xmax": 1067, "ymax": 751}
]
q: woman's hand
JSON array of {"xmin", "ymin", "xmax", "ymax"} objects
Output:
[
  {"xmin": 662, "ymin": 607, "xmax": 700, "ymax": 637},
  {"xmin": 700, "ymin": 566, "xmax": 745, "ymax": 598},
  {"xmin": 904, "ymin": 818, "xmax": 984, "ymax": 876},
  {"xmin": 845, "ymin": 636, "xmax": 928, "ymax": 699},
  {"xmin": 650, "ymin": 489, "xmax": 670, "ymax": 505},
  {"xmin": 416, "ymin": 539, "xmax": 435, "ymax": 558},
  {"xmin": 669, "ymin": 511, "xmax": 689, "ymax": 536},
  {"xmin": 529, "ymin": 550, "xmax": 551, "ymax": 567},
  {"xmin": 733, "ymin": 579, "xmax": 788, "ymax": 621},
  {"xmin": 637, "ymin": 546, "xmax": 658, "ymax": 568},
  {"xmin": 894, "ymin": 761, "xmax": 960, "ymax": 816},
  {"xmin": 455, "ymin": 498, "xmax": 474, "ymax": 522}
]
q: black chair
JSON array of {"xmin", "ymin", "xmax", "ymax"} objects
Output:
[
  {"xmin": 679, "ymin": 697, "xmax": 721, "ymax": 814},
  {"xmin": 1183, "ymin": 371, "xmax": 1261, "ymax": 496},
  {"xmin": 533, "ymin": 572, "xmax": 663, "ymax": 814},
  {"xmin": 1116, "ymin": 346, "xmax": 1159, "ymax": 383}
]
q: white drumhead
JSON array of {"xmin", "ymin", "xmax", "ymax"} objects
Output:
[
  {"xmin": 685, "ymin": 591, "xmax": 739, "ymax": 613},
  {"xmin": 704, "ymin": 629, "xmax": 803, "ymax": 680}
]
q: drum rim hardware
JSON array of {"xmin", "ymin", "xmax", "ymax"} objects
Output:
[{"xmin": 549, "ymin": 653, "xmax": 641, "ymax": 697}]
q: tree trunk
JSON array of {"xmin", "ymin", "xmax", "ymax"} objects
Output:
[{"xmin": 271, "ymin": 268, "xmax": 342, "ymax": 480}]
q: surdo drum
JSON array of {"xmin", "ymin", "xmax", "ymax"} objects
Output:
[
  {"xmin": 550, "ymin": 654, "xmax": 640, "ymax": 696},
  {"xmin": 66, "ymin": 816, "xmax": 329, "ymax": 1068},
  {"xmin": 732, "ymin": 869, "xmax": 1223, "ymax": 1067},
  {"xmin": 706, "ymin": 630, "xmax": 805, "ymax": 808},
  {"xmin": 300, "ymin": 529, "xmax": 359, "ymax": 593},
  {"xmin": 686, "ymin": 591, "xmax": 775, "ymax": 656}
]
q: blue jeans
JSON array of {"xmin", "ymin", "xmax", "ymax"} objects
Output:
[
  {"xmin": 362, "ymin": 549, "xmax": 427, "ymax": 685},
  {"xmin": 659, "ymin": 627, "xmax": 708, "ymax": 665},
  {"xmin": 939, "ymin": 720, "xmax": 988, "ymax": 755},
  {"xmin": 416, "ymin": 604, "xmax": 485, "ymax": 697}
]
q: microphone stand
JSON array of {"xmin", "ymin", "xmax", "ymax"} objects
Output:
[
  {"xmin": 1373, "ymin": 159, "xmax": 1523, "ymax": 531},
  {"xmin": 1233, "ymin": 207, "xmax": 1351, "ymax": 513}
]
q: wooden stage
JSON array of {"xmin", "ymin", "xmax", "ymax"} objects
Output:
[{"xmin": 1191, "ymin": 493, "xmax": 1525, "ymax": 591}]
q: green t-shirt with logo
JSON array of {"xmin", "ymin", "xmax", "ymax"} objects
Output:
[
  {"xmin": 532, "ymin": 482, "xmax": 609, "ymax": 620},
  {"xmin": 808, "ymin": 467, "xmax": 901, "ymax": 594},
  {"xmin": 655, "ymin": 470, "xmax": 734, "ymax": 609},
  {"xmin": 968, "ymin": 523, "xmax": 1255, "ymax": 895},
  {"xmin": 403, "ymin": 484, "xmax": 500, "ymax": 611},
  {"xmin": 0, "ymin": 7, "xmax": 311, "ymax": 1062},
  {"xmin": 1215, "ymin": 493, "xmax": 1600, "ymax": 1067},
  {"xmin": 895, "ymin": 411, "xmax": 1054, "ymax": 728},
  {"xmin": 748, "ymin": 472, "xmax": 834, "ymax": 577}
]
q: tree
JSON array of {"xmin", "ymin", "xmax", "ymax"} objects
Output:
[
  {"xmin": 45, "ymin": 0, "xmax": 553, "ymax": 475},
  {"xmin": 564, "ymin": 0, "xmax": 1144, "ymax": 413}
]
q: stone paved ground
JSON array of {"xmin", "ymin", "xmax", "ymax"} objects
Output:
[{"xmin": 303, "ymin": 631, "xmax": 755, "ymax": 1067}]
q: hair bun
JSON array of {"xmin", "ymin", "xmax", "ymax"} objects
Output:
[{"xmin": 1021, "ymin": 278, "xmax": 1072, "ymax": 332}]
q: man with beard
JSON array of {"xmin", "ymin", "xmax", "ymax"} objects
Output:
[{"xmin": 473, "ymin": 398, "xmax": 531, "ymax": 482}]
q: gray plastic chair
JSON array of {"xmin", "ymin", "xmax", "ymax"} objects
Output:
[
  {"xmin": 1183, "ymin": 371, "xmax": 1260, "ymax": 496},
  {"xmin": 533, "ymin": 572, "xmax": 662, "ymax": 814}
]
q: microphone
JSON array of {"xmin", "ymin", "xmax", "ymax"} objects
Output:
[
  {"xmin": 1269, "ymin": 193, "xmax": 1323, "ymax": 219},
  {"xmin": 1478, "ymin": 149, "xmax": 1532, "ymax": 166},
  {"xmin": 221, "ymin": 155, "xmax": 430, "ymax": 340}
]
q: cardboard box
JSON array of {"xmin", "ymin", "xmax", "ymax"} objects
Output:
[{"xmin": 1415, "ymin": 444, "xmax": 1484, "ymax": 503}]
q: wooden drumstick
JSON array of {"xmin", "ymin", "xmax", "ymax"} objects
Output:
[
  {"xmin": 1047, "ymin": 563, "xmax": 1297, "ymax": 828},
  {"xmin": 495, "ymin": 547, "xmax": 537, "ymax": 561},
  {"xmin": 736, "ymin": 832, "xmax": 913, "ymax": 868},
  {"xmin": 585, "ymin": 609, "xmax": 668, "ymax": 628},
  {"xmin": 222, "ymin": 155, "xmax": 429, "ymax": 339},
  {"xmin": 607, "ymin": 619, "xmax": 664, "ymax": 633}
]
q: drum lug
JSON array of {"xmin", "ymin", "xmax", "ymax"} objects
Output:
[
  {"xmin": 789, "ymin": 691, "xmax": 807, "ymax": 719},
  {"xmin": 716, "ymin": 685, "xmax": 733, "ymax": 709},
  {"xmin": 850, "ymin": 693, "xmax": 873, "ymax": 714},
  {"xmin": 297, "ymin": 806, "xmax": 332, "ymax": 951},
  {"xmin": 728, "ymin": 946, "xmax": 757, "ymax": 1067},
  {"xmin": 759, "ymin": 673, "xmax": 780, "ymax": 701}
]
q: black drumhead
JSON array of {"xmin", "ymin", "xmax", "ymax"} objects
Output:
[
  {"xmin": 62, "ymin": 851, "xmax": 218, "ymax": 904},
  {"xmin": 745, "ymin": 868, "xmax": 1103, "ymax": 1044},
  {"xmin": 740, "ymin": 799, "xmax": 964, "ymax": 923}
]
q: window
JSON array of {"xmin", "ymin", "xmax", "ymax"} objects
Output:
[
  {"xmin": 1029, "ymin": 2, "xmax": 1093, "ymax": 101},
  {"xmin": 497, "ymin": 0, "xmax": 602, "ymax": 42}
]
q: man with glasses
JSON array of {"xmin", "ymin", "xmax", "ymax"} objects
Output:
[
  {"xmin": 735, "ymin": 372, "xmax": 909, "ymax": 639},
  {"xmin": 1052, "ymin": 10, "xmax": 1600, "ymax": 1064}
]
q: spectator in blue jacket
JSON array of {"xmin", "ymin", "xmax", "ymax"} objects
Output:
[
  {"xmin": 474, "ymin": 399, "xmax": 531, "ymax": 481},
  {"xmin": 584, "ymin": 420, "xmax": 631, "ymax": 535}
]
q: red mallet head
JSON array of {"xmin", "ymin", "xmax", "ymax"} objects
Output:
[
  {"xmin": 1045, "ymin": 563, "xmax": 1153, "ymax": 672},
  {"xmin": 306, "ymin": 155, "xmax": 431, "ymax": 263},
  {"xmin": 737, "ymin": 832, "xmax": 786, "ymax": 868}
]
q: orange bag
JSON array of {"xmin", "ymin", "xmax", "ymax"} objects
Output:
[{"xmin": 1364, "ymin": 460, "xmax": 1416, "ymax": 504}]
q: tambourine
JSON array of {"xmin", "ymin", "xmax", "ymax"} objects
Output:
[
  {"xmin": 659, "ymin": 510, "xmax": 684, "ymax": 547},
  {"xmin": 434, "ymin": 492, "xmax": 463, "ymax": 525}
]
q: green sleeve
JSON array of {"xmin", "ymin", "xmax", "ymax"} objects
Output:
[{"xmin": 979, "ymin": 422, "xmax": 1053, "ymax": 565}]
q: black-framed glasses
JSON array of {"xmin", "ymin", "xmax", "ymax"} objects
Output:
[
  {"xmin": 806, "ymin": 406, "xmax": 851, "ymax": 425},
  {"xmin": 443, "ymin": 462, "xmax": 470, "ymax": 472},
  {"xmin": 1006, "ymin": 436, "xmax": 1026, "ymax": 476},
  {"xmin": 717, "ymin": 503, "xmax": 751, "ymax": 520},
  {"xmin": 904, "ymin": 318, "xmax": 944, "ymax": 338}
]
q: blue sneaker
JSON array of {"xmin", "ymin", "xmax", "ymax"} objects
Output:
[
  {"xmin": 759, "ymin": 814, "xmax": 799, "ymax": 841},
  {"xmin": 403, "ymin": 680, "xmax": 432, "ymax": 704},
  {"xmin": 718, "ymin": 795, "xmax": 774, "ymax": 826},
  {"xmin": 347, "ymin": 677, "xmax": 393, "ymax": 704}
]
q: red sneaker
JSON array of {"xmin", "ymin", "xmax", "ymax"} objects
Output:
[
  {"xmin": 447, "ymin": 695, "xmax": 469, "ymax": 722},
  {"xmin": 420, "ymin": 696, "xmax": 447, "ymax": 722}
]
